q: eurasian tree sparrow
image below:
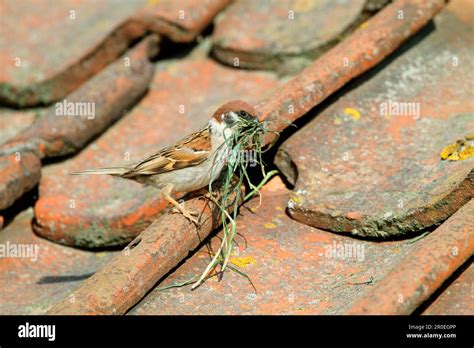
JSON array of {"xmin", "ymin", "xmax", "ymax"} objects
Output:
[{"xmin": 71, "ymin": 100, "xmax": 260, "ymax": 224}]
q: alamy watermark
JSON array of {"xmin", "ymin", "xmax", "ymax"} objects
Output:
[
  {"xmin": 55, "ymin": 99, "xmax": 95, "ymax": 119},
  {"xmin": 379, "ymin": 100, "xmax": 420, "ymax": 119},
  {"xmin": 0, "ymin": 241, "xmax": 39, "ymax": 262},
  {"xmin": 228, "ymin": 149, "xmax": 259, "ymax": 167},
  {"xmin": 321, "ymin": 241, "xmax": 365, "ymax": 262},
  {"xmin": 18, "ymin": 322, "xmax": 55, "ymax": 341}
]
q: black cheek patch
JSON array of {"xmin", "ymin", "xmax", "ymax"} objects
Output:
[{"xmin": 224, "ymin": 113, "xmax": 236, "ymax": 126}]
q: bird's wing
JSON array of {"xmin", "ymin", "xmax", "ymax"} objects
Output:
[{"xmin": 123, "ymin": 126, "xmax": 212, "ymax": 177}]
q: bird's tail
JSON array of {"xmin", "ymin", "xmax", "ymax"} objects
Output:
[{"xmin": 69, "ymin": 166, "xmax": 128, "ymax": 176}]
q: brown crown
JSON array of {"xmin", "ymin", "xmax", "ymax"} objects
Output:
[{"xmin": 211, "ymin": 100, "xmax": 258, "ymax": 121}]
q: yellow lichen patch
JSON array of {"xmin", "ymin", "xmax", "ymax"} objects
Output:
[
  {"xmin": 358, "ymin": 21, "xmax": 369, "ymax": 30},
  {"xmin": 230, "ymin": 256, "xmax": 257, "ymax": 268},
  {"xmin": 440, "ymin": 142, "xmax": 459, "ymax": 160},
  {"xmin": 294, "ymin": 0, "xmax": 317, "ymax": 12},
  {"xmin": 264, "ymin": 222, "xmax": 277, "ymax": 229},
  {"xmin": 459, "ymin": 147, "xmax": 474, "ymax": 160},
  {"xmin": 344, "ymin": 107, "xmax": 361, "ymax": 121},
  {"xmin": 440, "ymin": 136, "xmax": 474, "ymax": 161},
  {"xmin": 290, "ymin": 194, "xmax": 302, "ymax": 203}
]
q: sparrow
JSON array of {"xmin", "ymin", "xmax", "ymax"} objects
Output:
[{"xmin": 70, "ymin": 100, "xmax": 261, "ymax": 224}]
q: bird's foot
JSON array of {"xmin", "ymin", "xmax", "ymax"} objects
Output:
[
  {"xmin": 171, "ymin": 203, "xmax": 199, "ymax": 225},
  {"xmin": 181, "ymin": 208, "xmax": 200, "ymax": 225}
]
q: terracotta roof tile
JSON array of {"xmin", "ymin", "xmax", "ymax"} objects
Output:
[{"xmin": 0, "ymin": 0, "xmax": 471, "ymax": 316}]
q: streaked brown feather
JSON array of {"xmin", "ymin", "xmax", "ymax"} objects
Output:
[{"xmin": 122, "ymin": 126, "xmax": 212, "ymax": 177}]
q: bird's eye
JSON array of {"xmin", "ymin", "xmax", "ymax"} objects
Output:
[{"xmin": 239, "ymin": 110, "xmax": 249, "ymax": 117}]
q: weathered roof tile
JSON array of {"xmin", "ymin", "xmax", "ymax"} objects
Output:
[{"xmin": 275, "ymin": 2, "xmax": 474, "ymax": 237}]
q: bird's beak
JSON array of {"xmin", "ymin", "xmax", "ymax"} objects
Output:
[{"xmin": 255, "ymin": 118, "xmax": 264, "ymax": 132}]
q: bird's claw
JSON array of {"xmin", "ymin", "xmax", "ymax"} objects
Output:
[{"xmin": 171, "ymin": 205, "xmax": 200, "ymax": 225}]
